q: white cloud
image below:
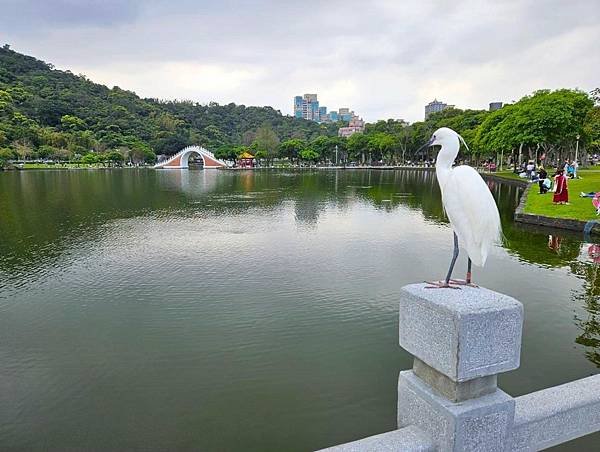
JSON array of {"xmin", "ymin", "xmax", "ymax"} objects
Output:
[
  {"xmin": 72, "ymin": 62, "xmax": 266, "ymax": 102},
  {"xmin": 1, "ymin": 0, "xmax": 599, "ymax": 122}
]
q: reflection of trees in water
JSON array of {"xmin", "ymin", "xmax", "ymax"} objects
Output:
[
  {"xmin": 294, "ymin": 199, "xmax": 321, "ymax": 228},
  {"xmin": 570, "ymin": 258, "xmax": 600, "ymax": 367},
  {"xmin": 0, "ymin": 169, "xmax": 537, "ymax": 278}
]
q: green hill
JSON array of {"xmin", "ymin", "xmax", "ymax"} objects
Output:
[{"xmin": 0, "ymin": 44, "xmax": 339, "ymax": 162}]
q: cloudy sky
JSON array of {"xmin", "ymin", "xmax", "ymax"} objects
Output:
[{"xmin": 1, "ymin": 0, "xmax": 599, "ymax": 122}]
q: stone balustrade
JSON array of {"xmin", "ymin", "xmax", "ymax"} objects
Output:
[{"xmin": 318, "ymin": 283, "xmax": 600, "ymax": 451}]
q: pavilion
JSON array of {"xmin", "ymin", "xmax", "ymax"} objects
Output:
[{"xmin": 237, "ymin": 151, "xmax": 255, "ymax": 168}]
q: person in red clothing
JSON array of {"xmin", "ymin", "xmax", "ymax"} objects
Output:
[{"xmin": 553, "ymin": 169, "xmax": 569, "ymax": 204}]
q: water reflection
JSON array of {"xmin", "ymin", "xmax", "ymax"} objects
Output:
[
  {"xmin": 570, "ymin": 244, "xmax": 600, "ymax": 367},
  {"xmin": 1, "ymin": 169, "xmax": 599, "ymax": 450},
  {"xmin": 2, "ymin": 169, "xmax": 600, "ymax": 366}
]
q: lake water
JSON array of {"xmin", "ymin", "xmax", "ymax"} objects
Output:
[{"xmin": 0, "ymin": 169, "xmax": 598, "ymax": 451}]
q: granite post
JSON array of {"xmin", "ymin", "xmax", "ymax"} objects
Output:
[{"xmin": 397, "ymin": 283, "xmax": 523, "ymax": 451}]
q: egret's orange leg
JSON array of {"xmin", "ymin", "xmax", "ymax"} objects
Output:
[{"xmin": 451, "ymin": 258, "xmax": 479, "ymax": 287}]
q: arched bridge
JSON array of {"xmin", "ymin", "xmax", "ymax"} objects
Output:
[{"xmin": 154, "ymin": 146, "xmax": 227, "ymax": 169}]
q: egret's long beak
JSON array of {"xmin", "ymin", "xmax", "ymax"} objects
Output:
[{"xmin": 415, "ymin": 137, "xmax": 435, "ymax": 155}]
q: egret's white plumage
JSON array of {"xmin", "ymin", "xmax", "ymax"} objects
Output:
[
  {"xmin": 439, "ymin": 165, "xmax": 501, "ymax": 266},
  {"xmin": 425, "ymin": 127, "xmax": 501, "ymax": 285}
]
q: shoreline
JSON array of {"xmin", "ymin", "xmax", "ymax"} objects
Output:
[
  {"xmin": 491, "ymin": 172, "xmax": 600, "ymax": 236},
  {"xmin": 6, "ymin": 164, "xmax": 597, "ymax": 236},
  {"xmin": 514, "ymin": 184, "xmax": 600, "ymax": 235}
]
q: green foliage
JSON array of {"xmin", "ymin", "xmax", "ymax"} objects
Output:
[
  {"xmin": 60, "ymin": 114, "xmax": 86, "ymax": 131},
  {"xmin": 346, "ymin": 133, "xmax": 370, "ymax": 161},
  {"xmin": 252, "ymin": 125, "xmax": 280, "ymax": 163},
  {"xmin": 299, "ymin": 147, "xmax": 319, "ymax": 162},
  {"xmin": 584, "ymin": 107, "xmax": 600, "ymax": 151},
  {"xmin": 214, "ymin": 144, "xmax": 243, "ymax": 161},
  {"xmin": 0, "ymin": 47, "xmax": 597, "ymax": 168},
  {"xmin": 280, "ymin": 138, "xmax": 306, "ymax": 162},
  {"xmin": 106, "ymin": 150, "xmax": 125, "ymax": 164},
  {"xmin": 0, "ymin": 146, "xmax": 14, "ymax": 168},
  {"xmin": 81, "ymin": 153, "xmax": 99, "ymax": 164},
  {"xmin": 0, "ymin": 46, "xmax": 338, "ymax": 163}
]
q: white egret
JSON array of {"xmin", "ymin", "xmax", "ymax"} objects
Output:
[{"xmin": 417, "ymin": 127, "xmax": 501, "ymax": 288}]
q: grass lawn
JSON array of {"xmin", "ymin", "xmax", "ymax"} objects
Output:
[
  {"xmin": 523, "ymin": 170, "xmax": 600, "ymax": 221},
  {"xmin": 20, "ymin": 163, "xmax": 146, "ymax": 169},
  {"xmin": 22, "ymin": 163, "xmax": 93, "ymax": 169},
  {"xmin": 491, "ymin": 171, "xmax": 524, "ymax": 181}
]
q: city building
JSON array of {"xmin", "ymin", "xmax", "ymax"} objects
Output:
[
  {"xmin": 424, "ymin": 99, "xmax": 454, "ymax": 119},
  {"xmin": 489, "ymin": 102, "xmax": 503, "ymax": 111},
  {"xmin": 293, "ymin": 96, "xmax": 303, "ymax": 119},
  {"xmin": 292, "ymin": 94, "xmax": 359, "ymax": 124},
  {"xmin": 294, "ymin": 93, "xmax": 320, "ymax": 121},
  {"xmin": 338, "ymin": 108, "xmax": 353, "ymax": 122},
  {"xmin": 318, "ymin": 106, "xmax": 327, "ymax": 122},
  {"xmin": 338, "ymin": 115, "xmax": 365, "ymax": 138}
]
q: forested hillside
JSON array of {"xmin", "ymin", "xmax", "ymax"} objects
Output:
[
  {"xmin": 0, "ymin": 45, "xmax": 339, "ymax": 163},
  {"xmin": 1, "ymin": 45, "xmax": 598, "ymax": 168}
]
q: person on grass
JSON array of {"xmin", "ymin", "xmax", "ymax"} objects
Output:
[
  {"xmin": 553, "ymin": 169, "xmax": 569, "ymax": 205},
  {"xmin": 538, "ymin": 167, "xmax": 548, "ymax": 194}
]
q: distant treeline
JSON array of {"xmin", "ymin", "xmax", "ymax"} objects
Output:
[
  {"xmin": 0, "ymin": 45, "xmax": 339, "ymax": 166},
  {"xmin": 1, "ymin": 44, "xmax": 598, "ymax": 168}
]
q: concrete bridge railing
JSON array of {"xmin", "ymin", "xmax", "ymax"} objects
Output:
[{"xmin": 319, "ymin": 284, "xmax": 600, "ymax": 451}]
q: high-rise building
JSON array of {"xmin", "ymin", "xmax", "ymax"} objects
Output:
[
  {"xmin": 425, "ymin": 99, "xmax": 449, "ymax": 118},
  {"xmin": 489, "ymin": 102, "xmax": 503, "ymax": 111},
  {"xmin": 293, "ymin": 93, "xmax": 320, "ymax": 121},
  {"xmin": 293, "ymin": 95, "xmax": 359, "ymax": 123},
  {"xmin": 294, "ymin": 96, "xmax": 304, "ymax": 119},
  {"xmin": 318, "ymin": 106, "xmax": 327, "ymax": 122},
  {"xmin": 338, "ymin": 107, "xmax": 354, "ymax": 122}
]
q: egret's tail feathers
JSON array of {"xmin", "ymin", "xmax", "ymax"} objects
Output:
[
  {"xmin": 466, "ymin": 223, "xmax": 502, "ymax": 268},
  {"xmin": 467, "ymin": 245, "xmax": 487, "ymax": 267}
]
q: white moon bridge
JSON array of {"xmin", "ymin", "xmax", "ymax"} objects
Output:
[{"xmin": 154, "ymin": 146, "xmax": 227, "ymax": 169}]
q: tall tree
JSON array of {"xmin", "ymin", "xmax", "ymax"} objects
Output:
[{"xmin": 252, "ymin": 125, "xmax": 280, "ymax": 165}]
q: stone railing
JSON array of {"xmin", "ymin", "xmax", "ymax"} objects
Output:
[{"xmin": 319, "ymin": 283, "xmax": 600, "ymax": 451}]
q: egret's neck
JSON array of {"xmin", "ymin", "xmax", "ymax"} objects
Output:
[{"xmin": 435, "ymin": 138, "xmax": 459, "ymax": 192}]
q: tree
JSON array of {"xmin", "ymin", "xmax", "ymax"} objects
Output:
[
  {"xmin": 368, "ymin": 132, "xmax": 397, "ymax": 164},
  {"xmin": 252, "ymin": 125, "xmax": 280, "ymax": 165},
  {"xmin": 52, "ymin": 148, "xmax": 72, "ymax": 161},
  {"xmin": 310, "ymin": 136, "xmax": 334, "ymax": 162},
  {"xmin": 37, "ymin": 144, "xmax": 57, "ymax": 158},
  {"xmin": 299, "ymin": 147, "xmax": 319, "ymax": 162},
  {"xmin": 106, "ymin": 150, "xmax": 125, "ymax": 165},
  {"xmin": 0, "ymin": 147, "xmax": 15, "ymax": 168},
  {"xmin": 584, "ymin": 106, "xmax": 600, "ymax": 153},
  {"xmin": 215, "ymin": 144, "xmax": 245, "ymax": 161},
  {"xmin": 81, "ymin": 153, "xmax": 99, "ymax": 164},
  {"xmin": 279, "ymin": 138, "xmax": 305, "ymax": 163},
  {"xmin": 476, "ymin": 89, "xmax": 593, "ymax": 165},
  {"xmin": 60, "ymin": 114, "xmax": 86, "ymax": 131},
  {"xmin": 13, "ymin": 139, "xmax": 33, "ymax": 160},
  {"xmin": 346, "ymin": 133, "xmax": 370, "ymax": 163},
  {"xmin": 0, "ymin": 46, "xmax": 340, "ymax": 163}
]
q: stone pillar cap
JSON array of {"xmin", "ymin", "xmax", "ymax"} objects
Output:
[{"xmin": 399, "ymin": 283, "xmax": 523, "ymax": 382}]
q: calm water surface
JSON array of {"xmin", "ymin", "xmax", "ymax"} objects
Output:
[{"xmin": 0, "ymin": 169, "xmax": 598, "ymax": 451}]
